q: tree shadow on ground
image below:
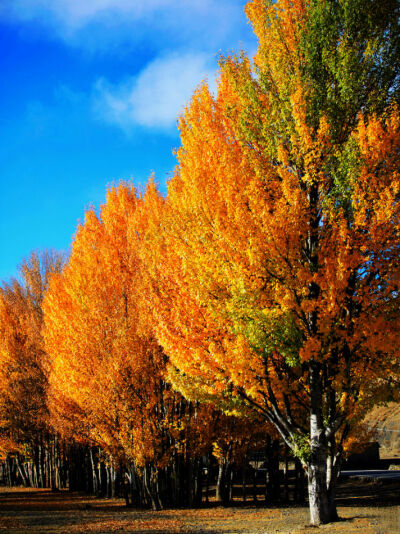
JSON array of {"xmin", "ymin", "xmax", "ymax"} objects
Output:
[{"xmin": 335, "ymin": 477, "xmax": 400, "ymax": 507}]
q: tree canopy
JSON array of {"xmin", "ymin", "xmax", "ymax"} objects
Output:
[{"xmin": 140, "ymin": 0, "xmax": 400, "ymax": 524}]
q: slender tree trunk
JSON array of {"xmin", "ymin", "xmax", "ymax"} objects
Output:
[
  {"xmin": 98, "ymin": 449, "xmax": 106, "ymax": 496},
  {"xmin": 110, "ymin": 464, "xmax": 117, "ymax": 498},
  {"xmin": 252, "ymin": 464, "xmax": 258, "ymax": 503},
  {"xmin": 89, "ymin": 447, "xmax": 98, "ymax": 495},
  {"xmin": 39, "ymin": 442, "xmax": 45, "ymax": 488},
  {"xmin": 34, "ymin": 444, "xmax": 40, "ymax": 488},
  {"xmin": 143, "ymin": 465, "xmax": 162, "ymax": 511},
  {"xmin": 216, "ymin": 460, "xmax": 227, "ymax": 503},
  {"xmin": 205, "ymin": 457, "xmax": 209, "ymax": 504},
  {"xmin": 242, "ymin": 464, "xmax": 247, "ymax": 502},
  {"xmin": 15, "ymin": 454, "xmax": 29, "ymax": 486},
  {"xmin": 106, "ymin": 465, "xmax": 111, "ymax": 498},
  {"xmin": 125, "ymin": 463, "xmax": 140, "ymax": 507},
  {"xmin": 227, "ymin": 465, "xmax": 234, "ymax": 502},
  {"xmin": 5, "ymin": 457, "xmax": 12, "ymax": 485},
  {"xmin": 45, "ymin": 442, "xmax": 50, "ymax": 488},
  {"xmin": 193, "ymin": 457, "xmax": 203, "ymax": 506},
  {"xmin": 283, "ymin": 451, "xmax": 289, "ymax": 502}
]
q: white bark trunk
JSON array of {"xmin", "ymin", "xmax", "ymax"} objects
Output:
[{"xmin": 308, "ymin": 367, "xmax": 338, "ymax": 525}]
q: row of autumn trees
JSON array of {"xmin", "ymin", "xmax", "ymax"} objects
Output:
[
  {"xmin": 1, "ymin": 214, "xmax": 296, "ymax": 507},
  {"xmin": 1, "ymin": 0, "xmax": 400, "ymax": 526},
  {"xmin": 0, "ymin": 222, "xmax": 283, "ymax": 509}
]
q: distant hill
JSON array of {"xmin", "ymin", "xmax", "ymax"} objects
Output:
[{"xmin": 366, "ymin": 403, "xmax": 400, "ymax": 459}]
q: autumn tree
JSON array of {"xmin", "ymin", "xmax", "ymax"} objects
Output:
[
  {"xmin": 43, "ymin": 183, "xmax": 219, "ymax": 508},
  {"xmin": 44, "ymin": 185, "xmax": 162, "ymax": 502},
  {"xmin": 0, "ymin": 250, "xmax": 64, "ymax": 486},
  {"xmin": 140, "ymin": 0, "xmax": 400, "ymax": 525}
]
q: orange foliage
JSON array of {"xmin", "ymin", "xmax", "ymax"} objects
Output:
[
  {"xmin": 139, "ymin": 0, "xmax": 400, "ymax": 472},
  {"xmin": 43, "ymin": 183, "xmax": 215, "ymax": 469},
  {"xmin": 0, "ymin": 251, "xmax": 64, "ymax": 459}
]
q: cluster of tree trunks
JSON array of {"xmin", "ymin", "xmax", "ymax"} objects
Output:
[
  {"xmin": 0, "ymin": 441, "xmax": 307, "ymax": 510},
  {"xmin": 1, "ymin": 437, "xmax": 66, "ymax": 490}
]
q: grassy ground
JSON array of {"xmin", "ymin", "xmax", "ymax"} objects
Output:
[{"xmin": 0, "ymin": 478, "xmax": 399, "ymax": 534}]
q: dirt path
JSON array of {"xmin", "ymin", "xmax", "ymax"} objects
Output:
[{"xmin": 0, "ymin": 480, "xmax": 399, "ymax": 533}]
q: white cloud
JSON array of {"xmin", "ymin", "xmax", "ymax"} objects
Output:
[
  {"xmin": 0, "ymin": 0, "xmax": 254, "ymax": 54},
  {"xmin": 2, "ymin": 0, "xmax": 175, "ymax": 27},
  {"xmin": 93, "ymin": 53, "xmax": 216, "ymax": 131},
  {"xmin": 1, "ymin": 1, "xmax": 256, "ymax": 131},
  {"xmin": 1, "ymin": 0, "xmax": 240, "ymax": 31}
]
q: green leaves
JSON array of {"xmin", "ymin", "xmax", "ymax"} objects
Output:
[{"xmin": 300, "ymin": 0, "xmax": 400, "ymax": 140}]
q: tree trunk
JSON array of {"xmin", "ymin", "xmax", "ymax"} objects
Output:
[
  {"xmin": 204, "ymin": 457, "xmax": 209, "ymax": 504},
  {"xmin": 283, "ymin": 451, "xmax": 289, "ymax": 502},
  {"xmin": 216, "ymin": 461, "xmax": 227, "ymax": 503},
  {"xmin": 143, "ymin": 465, "xmax": 162, "ymax": 511},
  {"xmin": 89, "ymin": 447, "xmax": 99, "ymax": 495},
  {"xmin": 227, "ymin": 465, "xmax": 234, "ymax": 502},
  {"xmin": 193, "ymin": 457, "xmax": 203, "ymax": 506},
  {"xmin": 242, "ymin": 464, "xmax": 247, "ymax": 502},
  {"xmin": 307, "ymin": 365, "xmax": 338, "ymax": 525},
  {"xmin": 110, "ymin": 464, "xmax": 117, "ymax": 498},
  {"xmin": 307, "ymin": 454, "xmax": 329, "ymax": 525},
  {"xmin": 252, "ymin": 464, "xmax": 258, "ymax": 503},
  {"xmin": 15, "ymin": 455, "xmax": 29, "ymax": 486},
  {"xmin": 38, "ymin": 442, "xmax": 44, "ymax": 488}
]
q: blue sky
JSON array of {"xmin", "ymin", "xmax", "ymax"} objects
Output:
[{"xmin": 0, "ymin": 0, "xmax": 256, "ymax": 281}]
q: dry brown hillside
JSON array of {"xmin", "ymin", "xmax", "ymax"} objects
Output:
[{"xmin": 366, "ymin": 403, "xmax": 400, "ymax": 458}]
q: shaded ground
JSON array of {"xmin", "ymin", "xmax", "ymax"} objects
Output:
[{"xmin": 0, "ymin": 477, "xmax": 399, "ymax": 534}]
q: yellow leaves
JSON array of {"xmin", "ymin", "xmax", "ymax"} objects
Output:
[
  {"xmin": 291, "ymin": 84, "xmax": 312, "ymax": 146},
  {"xmin": 277, "ymin": 143, "xmax": 289, "ymax": 167},
  {"xmin": 247, "ymin": 0, "xmax": 307, "ymax": 68}
]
